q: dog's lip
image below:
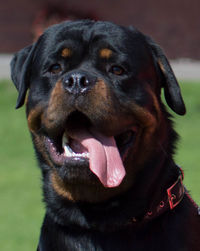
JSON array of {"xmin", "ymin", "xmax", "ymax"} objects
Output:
[
  {"xmin": 115, "ymin": 129, "xmax": 137, "ymax": 158},
  {"xmin": 46, "ymin": 137, "xmax": 90, "ymax": 166}
]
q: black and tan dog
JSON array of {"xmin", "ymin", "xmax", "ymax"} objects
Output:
[{"xmin": 11, "ymin": 20, "xmax": 200, "ymax": 250}]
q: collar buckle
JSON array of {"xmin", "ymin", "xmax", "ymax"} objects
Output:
[{"xmin": 167, "ymin": 174, "xmax": 185, "ymax": 210}]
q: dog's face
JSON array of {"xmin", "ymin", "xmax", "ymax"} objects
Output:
[{"xmin": 11, "ymin": 20, "xmax": 185, "ymax": 203}]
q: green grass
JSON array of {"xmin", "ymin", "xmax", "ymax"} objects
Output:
[
  {"xmin": 0, "ymin": 80, "xmax": 44, "ymax": 251},
  {"xmin": 0, "ymin": 79, "xmax": 200, "ymax": 250},
  {"xmin": 173, "ymin": 81, "xmax": 200, "ymax": 201}
]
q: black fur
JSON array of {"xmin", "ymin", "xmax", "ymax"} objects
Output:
[{"xmin": 11, "ymin": 20, "xmax": 199, "ymax": 251}]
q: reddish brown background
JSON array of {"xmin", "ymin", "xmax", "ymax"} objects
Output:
[{"xmin": 1, "ymin": 0, "xmax": 200, "ymax": 59}]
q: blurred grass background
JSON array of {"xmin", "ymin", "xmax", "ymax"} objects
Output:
[{"xmin": 0, "ymin": 79, "xmax": 200, "ymax": 250}]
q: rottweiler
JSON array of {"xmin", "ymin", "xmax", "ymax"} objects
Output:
[{"xmin": 10, "ymin": 20, "xmax": 200, "ymax": 250}]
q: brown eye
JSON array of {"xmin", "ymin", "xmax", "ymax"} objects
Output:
[
  {"xmin": 111, "ymin": 65, "xmax": 125, "ymax": 75},
  {"xmin": 49, "ymin": 64, "xmax": 62, "ymax": 74}
]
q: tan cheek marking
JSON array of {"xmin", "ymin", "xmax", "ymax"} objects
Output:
[
  {"xmin": 128, "ymin": 88, "xmax": 166, "ymax": 165},
  {"xmin": 131, "ymin": 104, "xmax": 157, "ymax": 129},
  {"xmin": 99, "ymin": 48, "xmax": 112, "ymax": 59},
  {"xmin": 88, "ymin": 79, "xmax": 113, "ymax": 116},
  {"xmin": 27, "ymin": 114, "xmax": 52, "ymax": 169},
  {"xmin": 129, "ymin": 86, "xmax": 162, "ymax": 130},
  {"xmin": 27, "ymin": 105, "xmax": 44, "ymax": 132},
  {"xmin": 27, "ymin": 105, "xmax": 53, "ymax": 167},
  {"xmin": 43, "ymin": 80, "xmax": 65, "ymax": 129},
  {"xmin": 47, "ymin": 81, "xmax": 64, "ymax": 113},
  {"xmin": 128, "ymin": 103, "xmax": 157, "ymax": 166},
  {"xmin": 61, "ymin": 48, "xmax": 72, "ymax": 58},
  {"xmin": 129, "ymin": 98, "xmax": 158, "ymax": 152},
  {"xmin": 51, "ymin": 171, "xmax": 75, "ymax": 201},
  {"xmin": 85, "ymin": 79, "xmax": 130, "ymax": 135},
  {"xmin": 94, "ymin": 79, "xmax": 109, "ymax": 100}
]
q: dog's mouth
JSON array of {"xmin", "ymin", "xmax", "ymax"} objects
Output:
[{"xmin": 46, "ymin": 111, "xmax": 137, "ymax": 188}]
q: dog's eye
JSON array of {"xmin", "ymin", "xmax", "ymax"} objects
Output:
[
  {"xmin": 110, "ymin": 66, "xmax": 125, "ymax": 76},
  {"xmin": 49, "ymin": 64, "xmax": 62, "ymax": 74}
]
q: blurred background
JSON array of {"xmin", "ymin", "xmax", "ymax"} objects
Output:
[{"xmin": 0, "ymin": 0, "xmax": 200, "ymax": 250}]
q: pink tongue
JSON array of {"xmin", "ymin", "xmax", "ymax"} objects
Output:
[{"xmin": 72, "ymin": 129, "xmax": 126, "ymax": 188}]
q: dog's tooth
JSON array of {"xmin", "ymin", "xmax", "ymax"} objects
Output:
[
  {"xmin": 62, "ymin": 134, "xmax": 69, "ymax": 147},
  {"xmin": 83, "ymin": 152, "xmax": 90, "ymax": 158},
  {"xmin": 64, "ymin": 145, "xmax": 73, "ymax": 156}
]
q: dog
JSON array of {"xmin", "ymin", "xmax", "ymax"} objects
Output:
[{"xmin": 10, "ymin": 20, "xmax": 200, "ymax": 250}]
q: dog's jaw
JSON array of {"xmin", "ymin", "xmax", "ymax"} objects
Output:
[{"xmin": 45, "ymin": 121, "xmax": 138, "ymax": 188}]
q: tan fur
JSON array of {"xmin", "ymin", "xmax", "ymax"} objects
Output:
[
  {"xmin": 51, "ymin": 171, "xmax": 75, "ymax": 200},
  {"xmin": 61, "ymin": 48, "xmax": 72, "ymax": 58},
  {"xmin": 43, "ymin": 81, "xmax": 66, "ymax": 130},
  {"xmin": 27, "ymin": 105, "xmax": 43, "ymax": 132},
  {"xmin": 99, "ymin": 48, "xmax": 112, "ymax": 59}
]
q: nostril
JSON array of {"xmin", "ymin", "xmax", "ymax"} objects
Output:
[
  {"xmin": 80, "ymin": 76, "xmax": 90, "ymax": 88},
  {"xmin": 65, "ymin": 77, "xmax": 74, "ymax": 88}
]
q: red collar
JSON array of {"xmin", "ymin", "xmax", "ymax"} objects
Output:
[{"xmin": 132, "ymin": 170, "xmax": 185, "ymax": 223}]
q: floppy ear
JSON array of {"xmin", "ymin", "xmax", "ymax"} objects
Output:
[
  {"xmin": 146, "ymin": 36, "xmax": 186, "ymax": 115},
  {"xmin": 10, "ymin": 43, "xmax": 37, "ymax": 109}
]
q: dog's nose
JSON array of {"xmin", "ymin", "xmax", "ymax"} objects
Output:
[{"xmin": 63, "ymin": 72, "xmax": 95, "ymax": 95}]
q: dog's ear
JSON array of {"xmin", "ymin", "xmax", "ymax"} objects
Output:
[
  {"xmin": 10, "ymin": 43, "xmax": 38, "ymax": 109},
  {"xmin": 146, "ymin": 36, "xmax": 186, "ymax": 115}
]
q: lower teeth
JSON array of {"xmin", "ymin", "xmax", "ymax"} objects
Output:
[{"xmin": 64, "ymin": 145, "xmax": 89, "ymax": 158}]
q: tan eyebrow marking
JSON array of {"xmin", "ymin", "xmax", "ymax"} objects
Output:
[
  {"xmin": 61, "ymin": 48, "xmax": 72, "ymax": 58},
  {"xmin": 99, "ymin": 48, "xmax": 113, "ymax": 59}
]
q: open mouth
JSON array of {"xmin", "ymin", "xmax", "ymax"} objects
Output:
[{"xmin": 46, "ymin": 111, "xmax": 137, "ymax": 188}]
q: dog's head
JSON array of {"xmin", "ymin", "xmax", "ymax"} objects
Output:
[{"xmin": 11, "ymin": 20, "xmax": 185, "ymax": 203}]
